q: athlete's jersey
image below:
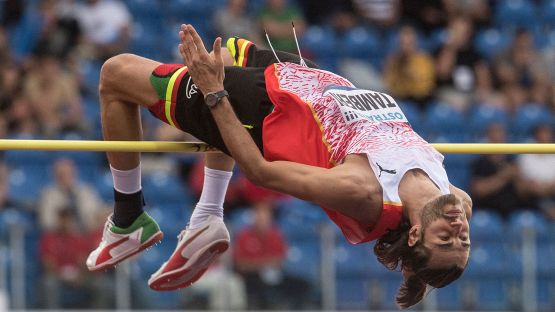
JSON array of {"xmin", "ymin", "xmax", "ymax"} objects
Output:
[{"xmin": 262, "ymin": 62, "xmax": 451, "ymax": 244}]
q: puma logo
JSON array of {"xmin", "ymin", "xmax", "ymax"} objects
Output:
[
  {"xmin": 376, "ymin": 163, "xmax": 397, "ymax": 177},
  {"xmin": 185, "ymin": 76, "xmax": 198, "ymax": 99}
]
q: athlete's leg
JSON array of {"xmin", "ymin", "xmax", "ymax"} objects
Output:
[
  {"xmin": 148, "ymin": 48, "xmax": 237, "ymax": 291},
  {"xmin": 87, "ymin": 54, "xmax": 164, "ymax": 271}
]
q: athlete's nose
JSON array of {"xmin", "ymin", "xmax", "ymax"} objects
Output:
[{"xmin": 450, "ymin": 218, "xmax": 463, "ymax": 232}]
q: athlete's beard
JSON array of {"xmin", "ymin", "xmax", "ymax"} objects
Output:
[{"xmin": 420, "ymin": 194, "xmax": 460, "ymax": 228}]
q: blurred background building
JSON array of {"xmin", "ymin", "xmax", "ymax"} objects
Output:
[{"xmin": 0, "ymin": 0, "xmax": 554, "ymax": 310}]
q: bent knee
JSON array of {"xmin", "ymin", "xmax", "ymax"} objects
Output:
[
  {"xmin": 99, "ymin": 54, "xmax": 138, "ymax": 92},
  {"xmin": 99, "ymin": 53, "xmax": 159, "ymax": 105}
]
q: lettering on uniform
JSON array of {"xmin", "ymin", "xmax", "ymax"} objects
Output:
[{"xmin": 323, "ymin": 85, "xmax": 409, "ymax": 125}]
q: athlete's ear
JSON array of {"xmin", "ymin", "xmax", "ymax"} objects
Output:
[{"xmin": 408, "ymin": 225, "xmax": 421, "ymax": 247}]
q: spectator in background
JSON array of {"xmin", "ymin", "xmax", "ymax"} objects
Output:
[
  {"xmin": 33, "ymin": 0, "xmax": 81, "ymax": 59},
  {"xmin": 233, "ymin": 201, "xmax": 310, "ymax": 310},
  {"xmin": 75, "ymin": 0, "xmax": 131, "ymax": 61},
  {"xmin": 400, "ymin": 0, "xmax": 447, "ymax": 35},
  {"xmin": 442, "ymin": 0, "xmax": 491, "ymax": 30},
  {"xmin": 435, "ymin": 15, "xmax": 489, "ymax": 99},
  {"xmin": 383, "ymin": 24, "xmax": 435, "ymax": 108},
  {"xmin": 518, "ymin": 124, "xmax": 555, "ymax": 220},
  {"xmin": 23, "ymin": 54, "xmax": 83, "ymax": 137},
  {"xmin": 298, "ymin": 0, "xmax": 354, "ymax": 25},
  {"xmin": 38, "ymin": 158, "xmax": 105, "ymax": 232},
  {"xmin": 40, "ymin": 208, "xmax": 111, "ymax": 308},
  {"xmin": 257, "ymin": 0, "xmax": 306, "ymax": 52},
  {"xmin": 213, "ymin": 0, "xmax": 262, "ymax": 45},
  {"xmin": 494, "ymin": 29, "xmax": 545, "ymax": 89},
  {"xmin": 184, "ymin": 255, "xmax": 247, "ymax": 310},
  {"xmin": 0, "ymin": 64, "xmax": 21, "ymax": 114},
  {"xmin": 352, "ymin": 0, "xmax": 400, "ymax": 29},
  {"xmin": 0, "ymin": 27, "xmax": 11, "ymax": 66},
  {"xmin": 470, "ymin": 123, "xmax": 524, "ymax": 217}
]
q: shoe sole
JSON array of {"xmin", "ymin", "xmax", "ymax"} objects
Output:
[
  {"xmin": 88, "ymin": 231, "xmax": 164, "ymax": 272},
  {"xmin": 148, "ymin": 239, "xmax": 229, "ymax": 291}
]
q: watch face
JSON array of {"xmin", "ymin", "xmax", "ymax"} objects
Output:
[{"xmin": 206, "ymin": 94, "xmax": 217, "ymax": 107}]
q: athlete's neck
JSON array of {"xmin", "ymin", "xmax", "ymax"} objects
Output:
[{"xmin": 398, "ymin": 169, "xmax": 442, "ymax": 225}]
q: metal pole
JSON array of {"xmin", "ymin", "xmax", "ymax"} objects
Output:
[
  {"xmin": 115, "ymin": 261, "xmax": 132, "ymax": 310},
  {"xmin": 320, "ymin": 224, "xmax": 336, "ymax": 310},
  {"xmin": 522, "ymin": 227, "xmax": 537, "ymax": 312},
  {"xmin": 422, "ymin": 287, "xmax": 438, "ymax": 311},
  {"xmin": 0, "ymin": 245, "xmax": 9, "ymax": 310},
  {"xmin": 9, "ymin": 223, "xmax": 25, "ymax": 309}
]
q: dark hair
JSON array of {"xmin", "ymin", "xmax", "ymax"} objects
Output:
[{"xmin": 373, "ymin": 195, "xmax": 466, "ymax": 309}]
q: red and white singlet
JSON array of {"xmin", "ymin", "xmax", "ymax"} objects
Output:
[{"xmin": 262, "ymin": 62, "xmax": 451, "ymax": 244}]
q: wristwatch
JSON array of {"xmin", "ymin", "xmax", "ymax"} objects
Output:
[{"xmin": 204, "ymin": 90, "xmax": 229, "ymax": 108}]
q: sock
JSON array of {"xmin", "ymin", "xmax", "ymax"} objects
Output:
[
  {"xmin": 110, "ymin": 165, "xmax": 141, "ymax": 194},
  {"xmin": 110, "ymin": 165, "xmax": 144, "ymax": 228},
  {"xmin": 112, "ymin": 190, "xmax": 145, "ymax": 228},
  {"xmin": 189, "ymin": 167, "xmax": 233, "ymax": 229}
]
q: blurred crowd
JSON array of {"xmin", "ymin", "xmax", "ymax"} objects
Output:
[{"xmin": 0, "ymin": 0, "xmax": 554, "ymax": 310}]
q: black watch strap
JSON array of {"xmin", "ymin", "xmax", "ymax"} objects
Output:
[{"xmin": 205, "ymin": 90, "xmax": 229, "ymax": 108}]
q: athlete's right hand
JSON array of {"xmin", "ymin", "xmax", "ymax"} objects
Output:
[{"xmin": 178, "ymin": 24, "xmax": 225, "ymax": 95}]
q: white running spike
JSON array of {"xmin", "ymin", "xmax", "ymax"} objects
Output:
[
  {"xmin": 264, "ymin": 28, "xmax": 282, "ymax": 63},
  {"xmin": 292, "ymin": 22, "xmax": 307, "ymax": 67}
]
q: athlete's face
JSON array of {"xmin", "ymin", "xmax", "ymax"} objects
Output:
[{"xmin": 421, "ymin": 199, "xmax": 471, "ymax": 268}]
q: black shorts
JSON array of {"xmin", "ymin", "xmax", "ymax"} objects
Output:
[{"xmin": 147, "ymin": 38, "xmax": 318, "ymax": 155}]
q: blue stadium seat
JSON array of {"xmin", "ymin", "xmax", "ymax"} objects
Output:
[
  {"xmin": 130, "ymin": 21, "xmax": 165, "ymax": 60},
  {"xmin": 148, "ymin": 204, "xmax": 189, "ymax": 237},
  {"xmin": 443, "ymin": 153, "xmax": 475, "ymax": 189},
  {"xmin": 473, "ymin": 279, "xmax": 510, "ymax": 310},
  {"xmin": 468, "ymin": 105, "xmax": 508, "ymax": 139},
  {"xmin": 424, "ymin": 103, "xmax": 466, "ymax": 141},
  {"xmin": 284, "ymin": 241, "xmax": 320, "ymax": 283},
  {"xmin": 541, "ymin": 0, "xmax": 555, "ymax": 28},
  {"xmin": 124, "ymin": 0, "xmax": 164, "ymax": 21},
  {"xmin": 336, "ymin": 275, "xmax": 370, "ymax": 310},
  {"xmin": 377, "ymin": 276, "xmax": 405, "ymax": 310},
  {"xmin": 335, "ymin": 244, "xmax": 373, "ymax": 277},
  {"xmin": 469, "ymin": 210, "xmax": 504, "ymax": 241},
  {"xmin": 301, "ymin": 26, "xmax": 338, "ymax": 60},
  {"xmin": 536, "ymin": 242, "xmax": 555, "ymax": 275},
  {"xmin": 339, "ymin": 27, "xmax": 380, "ymax": 60},
  {"xmin": 8, "ymin": 167, "xmax": 51, "ymax": 204},
  {"xmin": 436, "ymin": 282, "xmax": 464, "ymax": 310},
  {"xmin": 80, "ymin": 61, "xmax": 102, "ymax": 96},
  {"xmin": 494, "ymin": 0, "xmax": 537, "ymax": 30},
  {"xmin": 277, "ymin": 198, "xmax": 328, "ymax": 228},
  {"xmin": 278, "ymin": 216, "xmax": 320, "ymax": 242},
  {"xmin": 537, "ymin": 278, "xmax": 555, "ymax": 310},
  {"xmin": 142, "ymin": 172, "xmax": 192, "ymax": 204},
  {"xmin": 508, "ymin": 210, "xmax": 550, "ymax": 241},
  {"xmin": 227, "ymin": 208, "xmax": 253, "ymax": 234},
  {"xmin": 427, "ymin": 28, "xmax": 448, "ymax": 52},
  {"xmin": 94, "ymin": 170, "xmax": 115, "ymax": 201},
  {"xmin": 474, "ymin": 28, "xmax": 512, "ymax": 60},
  {"xmin": 398, "ymin": 101, "xmax": 422, "ymax": 131},
  {"xmin": 510, "ymin": 104, "xmax": 554, "ymax": 140},
  {"xmin": 165, "ymin": 0, "xmax": 224, "ymax": 20},
  {"xmin": 466, "ymin": 242, "xmax": 509, "ymax": 276}
]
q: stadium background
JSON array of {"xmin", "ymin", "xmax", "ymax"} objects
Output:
[{"xmin": 0, "ymin": 0, "xmax": 555, "ymax": 310}]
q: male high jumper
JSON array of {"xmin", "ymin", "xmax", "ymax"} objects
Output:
[{"xmin": 87, "ymin": 24, "xmax": 472, "ymax": 308}]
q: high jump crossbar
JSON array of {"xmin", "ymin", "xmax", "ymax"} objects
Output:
[{"xmin": 0, "ymin": 140, "xmax": 554, "ymax": 154}]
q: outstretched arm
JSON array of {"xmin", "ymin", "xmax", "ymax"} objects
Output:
[{"xmin": 178, "ymin": 25, "xmax": 375, "ymax": 223}]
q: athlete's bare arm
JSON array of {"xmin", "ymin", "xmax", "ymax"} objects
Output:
[
  {"xmin": 178, "ymin": 24, "xmax": 381, "ymax": 225},
  {"xmin": 449, "ymin": 184, "xmax": 473, "ymax": 219}
]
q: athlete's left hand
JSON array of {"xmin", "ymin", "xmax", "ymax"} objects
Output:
[{"xmin": 178, "ymin": 24, "xmax": 225, "ymax": 95}]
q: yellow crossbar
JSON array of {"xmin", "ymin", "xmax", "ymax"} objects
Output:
[{"xmin": 0, "ymin": 140, "xmax": 553, "ymax": 154}]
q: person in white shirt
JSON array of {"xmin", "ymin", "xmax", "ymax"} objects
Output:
[{"xmin": 75, "ymin": 0, "xmax": 132, "ymax": 60}]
